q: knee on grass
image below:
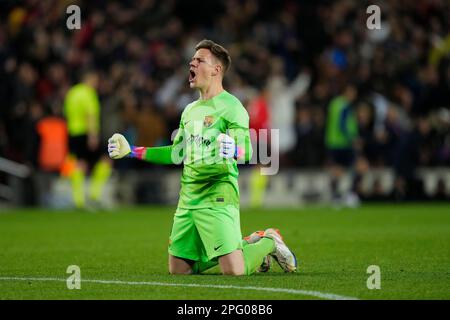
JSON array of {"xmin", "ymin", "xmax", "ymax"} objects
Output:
[
  {"xmin": 221, "ymin": 268, "xmax": 245, "ymax": 276},
  {"xmin": 168, "ymin": 267, "xmax": 193, "ymax": 275}
]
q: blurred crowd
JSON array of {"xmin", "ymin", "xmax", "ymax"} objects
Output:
[{"xmin": 0, "ymin": 0, "xmax": 449, "ymax": 198}]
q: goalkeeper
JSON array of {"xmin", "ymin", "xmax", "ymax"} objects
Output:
[{"xmin": 108, "ymin": 40, "xmax": 297, "ymax": 275}]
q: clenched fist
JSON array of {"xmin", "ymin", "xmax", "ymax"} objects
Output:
[
  {"xmin": 107, "ymin": 133, "xmax": 131, "ymax": 159},
  {"xmin": 217, "ymin": 133, "xmax": 236, "ymax": 159}
]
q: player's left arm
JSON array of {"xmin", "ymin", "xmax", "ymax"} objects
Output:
[
  {"xmin": 225, "ymin": 127, "xmax": 252, "ymax": 162},
  {"xmin": 219, "ymin": 104, "xmax": 253, "ymax": 162}
]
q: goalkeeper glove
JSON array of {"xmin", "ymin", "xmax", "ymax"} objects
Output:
[
  {"xmin": 108, "ymin": 133, "xmax": 131, "ymax": 159},
  {"xmin": 217, "ymin": 133, "xmax": 238, "ymax": 159}
]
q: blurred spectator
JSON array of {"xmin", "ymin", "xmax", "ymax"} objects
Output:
[
  {"xmin": 292, "ymin": 104, "xmax": 325, "ymax": 167},
  {"xmin": 247, "ymin": 88, "xmax": 271, "ymax": 208},
  {"xmin": 135, "ymin": 97, "xmax": 168, "ymax": 148},
  {"xmin": 35, "ymin": 103, "xmax": 68, "ymax": 172},
  {"xmin": 267, "ymin": 58, "xmax": 310, "ymax": 166},
  {"xmin": 325, "ymin": 83, "xmax": 360, "ymax": 206}
]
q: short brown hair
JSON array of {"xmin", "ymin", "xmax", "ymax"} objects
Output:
[{"xmin": 195, "ymin": 39, "xmax": 231, "ymax": 74}]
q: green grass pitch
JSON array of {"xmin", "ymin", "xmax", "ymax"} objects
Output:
[{"xmin": 0, "ymin": 204, "xmax": 449, "ymax": 300}]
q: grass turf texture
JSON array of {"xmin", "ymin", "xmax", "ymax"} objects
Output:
[{"xmin": 0, "ymin": 204, "xmax": 449, "ymax": 300}]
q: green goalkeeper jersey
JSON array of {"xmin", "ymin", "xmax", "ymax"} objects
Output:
[{"xmin": 137, "ymin": 90, "xmax": 252, "ymax": 209}]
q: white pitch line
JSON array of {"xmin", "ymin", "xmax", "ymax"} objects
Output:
[{"xmin": 0, "ymin": 276, "xmax": 359, "ymax": 300}]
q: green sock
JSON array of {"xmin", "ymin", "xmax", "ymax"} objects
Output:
[
  {"xmin": 192, "ymin": 260, "xmax": 219, "ymax": 274},
  {"xmin": 71, "ymin": 168, "xmax": 85, "ymax": 208},
  {"xmin": 242, "ymin": 238, "xmax": 275, "ymax": 275},
  {"xmin": 89, "ymin": 160, "xmax": 112, "ymax": 201}
]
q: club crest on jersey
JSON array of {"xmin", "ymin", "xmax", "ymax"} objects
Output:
[{"xmin": 204, "ymin": 115, "xmax": 214, "ymax": 127}]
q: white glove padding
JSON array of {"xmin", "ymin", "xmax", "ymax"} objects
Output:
[
  {"xmin": 108, "ymin": 133, "xmax": 131, "ymax": 159},
  {"xmin": 217, "ymin": 133, "xmax": 236, "ymax": 159}
]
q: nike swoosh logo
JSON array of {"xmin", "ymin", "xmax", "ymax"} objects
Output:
[
  {"xmin": 184, "ymin": 120, "xmax": 191, "ymax": 126},
  {"xmin": 214, "ymin": 244, "xmax": 223, "ymax": 251}
]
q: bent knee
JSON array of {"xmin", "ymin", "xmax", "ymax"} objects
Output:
[
  {"xmin": 168, "ymin": 255, "xmax": 193, "ymax": 275},
  {"xmin": 219, "ymin": 250, "xmax": 245, "ymax": 276}
]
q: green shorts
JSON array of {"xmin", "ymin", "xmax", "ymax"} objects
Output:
[{"xmin": 168, "ymin": 205, "xmax": 243, "ymax": 262}]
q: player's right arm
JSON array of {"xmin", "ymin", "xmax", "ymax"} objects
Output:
[{"xmin": 108, "ymin": 123, "xmax": 185, "ymax": 165}]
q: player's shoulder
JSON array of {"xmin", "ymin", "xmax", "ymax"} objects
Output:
[
  {"xmin": 181, "ymin": 100, "xmax": 198, "ymax": 117},
  {"xmin": 218, "ymin": 91, "xmax": 243, "ymax": 106},
  {"xmin": 217, "ymin": 91, "xmax": 247, "ymax": 113},
  {"xmin": 217, "ymin": 91, "xmax": 249, "ymax": 126}
]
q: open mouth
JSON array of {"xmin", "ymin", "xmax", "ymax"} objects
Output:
[{"xmin": 189, "ymin": 70, "xmax": 196, "ymax": 83}]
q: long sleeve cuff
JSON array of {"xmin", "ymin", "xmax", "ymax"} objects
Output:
[{"xmin": 128, "ymin": 145, "xmax": 178, "ymax": 165}]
